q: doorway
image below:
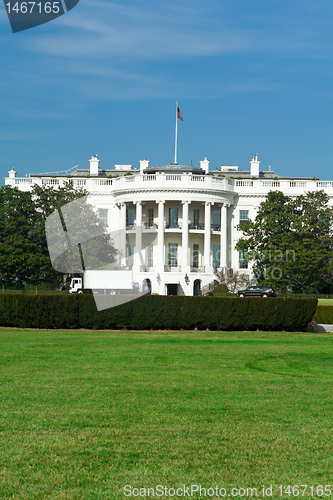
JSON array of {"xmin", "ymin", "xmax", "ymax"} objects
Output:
[
  {"xmin": 166, "ymin": 284, "xmax": 178, "ymax": 296},
  {"xmin": 142, "ymin": 278, "xmax": 152, "ymax": 294},
  {"xmin": 193, "ymin": 279, "xmax": 201, "ymax": 296}
]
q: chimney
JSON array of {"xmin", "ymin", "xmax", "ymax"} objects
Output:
[
  {"xmin": 250, "ymin": 154, "xmax": 260, "ymax": 177},
  {"xmin": 8, "ymin": 167, "xmax": 16, "ymax": 179},
  {"xmin": 89, "ymin": 154, "xmax": 100, "ymax": 176},
  {"xmin": 199, "ymin": 157, "xmax": 210, "ymax": 174},
  {"xmin": 139, "ymin": 159, "xmax": 150, "ymax": 174}
]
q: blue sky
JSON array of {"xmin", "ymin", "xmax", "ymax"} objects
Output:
[{"xmin": 1, "ymin": 0, "xmax": 333, "ymax": 180}]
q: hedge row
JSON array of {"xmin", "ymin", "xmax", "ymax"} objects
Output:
[
  {"xmin": 313, "ymin": 306, "xmax": 333, "ymax": 324},
  {"xmin": 0, "ymin": 295, "xmax": 317, "ymax": 331}
]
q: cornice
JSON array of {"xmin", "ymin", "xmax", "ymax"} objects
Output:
[{"xmin": 112, "ymin": 188, "xmax": 234, "ymax": 198}]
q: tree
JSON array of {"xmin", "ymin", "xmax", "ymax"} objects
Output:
[
  {"xmin": 0, "ymin": 182, "xmax": 116, "ymax": 288},
  {"xmin": 214, "ymin": 268, "xmax": 251, "ymax": 293},
  {"xmin": 0, "ymin": 186, "xmax": 49, "ymax": 285},
  {"xmin": 31, "ymin": 181, "xmax": 88, "ymax": 285},
  {"xmin": 236, "ymin": 190, "xmax": 333, "ymax": 293}
]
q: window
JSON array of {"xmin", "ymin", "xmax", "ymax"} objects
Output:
[
  {"xmin": 213, "ymin": 210, "xmax": 221, "ymax": 230},
  {"xmin": 147, "ymin": 243, "xmax": 153, "ymax": 268},
  {"xmin": 169, "ymin": 208, "xmax": 179, "ymax": 228},
  {"xmin": 98, "ymin": 208, "xmax": 108, "ymax": 227},
  {"xmin": 126, "ymin": 209, "xmax": 135, "ymax": 227},
  {"xmin": 193, "ymin": 209, "xmax": 200, "ymax": 226},
  {"xmin": 148, "ymin": 208, "xmax": 154, "ymax": 227},
  {"xmin": 239, "ymin": 210, "xmax": 249, "ymax": 226},
  {"xmin": 239, "ymin": 250, "xmax": 248, "ymax": 269},
  {"xmin": 126, "ymin": 244, "xmax": 134, "ymax": 268},
  {"xmin": 192, "ymin": 244, "xmax": 199, "ymax": 268},
  {"xmin": 168, "ymin": 243, "xmax": 178, "ymax": 267},
  {"xmin": 213, "ymin": 245, "xmax": 220, "ymax": 268}
]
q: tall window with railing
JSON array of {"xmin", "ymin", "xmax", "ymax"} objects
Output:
[
  {"xmin": 192, "ymin": 244, "xmax": 199, "ymax": 268},
  {"xmin": 168, "ymin": 243, "xmax": 178, "ymax": 267},
  {"xmin": 98, "ymin": 208, "xmax": 108, "ymax": 227},
  {"xmin": 169, "ymin": 208, "xmax": 179, "ymax": 228},
  {"xmin": 126, "ymin": 244, "xmax": 134, "ymax": 268},
  {"xmin": 147, "ymin": 243, "xmax": 153, "ymax": 268},
  {"xmin": 148, "ymin": 208, "xmax": 154, "ymax": 227},
  {"xmin": 213, "ymin": 210, "xmax": 221, "ymax": 230},
  {"xmin": 193, "ymin": 209, "xmax": 200, "ymax": 226},
  {"xmin": 213, "ymin": 245, "xmax": 220, "ymax": 268},
  {"xmin": 126, "ymin": 209, "xmax": 135, "ymax": 228}
]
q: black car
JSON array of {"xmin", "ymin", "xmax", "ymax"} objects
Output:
[{"xmin": 237, "ymin": 285, "xmax": 276, "ymax": 297}]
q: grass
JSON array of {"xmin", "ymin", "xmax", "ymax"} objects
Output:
[
  {"xmin": 1, "ymin": 329, "xmax": 333, "ymax": 499},
  {"xmin": 317, "ymin": 299, "xmax": 333, "ymax": 305}
]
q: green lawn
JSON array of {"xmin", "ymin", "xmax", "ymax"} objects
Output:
[
  {"xmin": 317, "ymin": 298, "xmax": 333, "ymax": 305},
  {"xmin": 1, "ymin": 330, "xmax": 333, "ymax": 499}
]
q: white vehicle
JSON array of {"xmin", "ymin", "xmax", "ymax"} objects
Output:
[{"xmin": 69, "ymin": 270, "xmax": 133, "ymax": 295}]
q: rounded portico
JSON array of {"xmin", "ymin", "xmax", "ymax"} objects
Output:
[{"xmin": 97, "ymin": 161, "xmax": 235, "ymax": 296}]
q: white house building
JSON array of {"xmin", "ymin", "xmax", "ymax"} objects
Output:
[{"xmin": 5, "ymin": 153, "xmax": 332, "ymax": 295}]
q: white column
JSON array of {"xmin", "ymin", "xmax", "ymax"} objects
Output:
[
  {"xmin": 182, "ymin": 201, "xmax": 190, "ymax": 272},
  {"xmin": 157, "ymin": 201, "xmax": 165, "ymax": 271},
  {"xmin": 120, "ymin": 202, "xmax": 127, "ymax": 267},
  {"xmin": 134, "ymin": 201, "xmax": 143, "ymax": 271},
  {"xmin": 204, "ymin": 202, "xmax": 212, "ymax": 272},
  {"xmin": 220, "ymin": 204, "xmax": 228, "ymax": 268},
  {"xmin": 230, "ymin": 206, "xmax": 235, "ymax": 270}
]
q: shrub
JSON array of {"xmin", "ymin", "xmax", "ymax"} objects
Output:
[
  {"xmin": 0, "ymin": 295, "xmax": 317, "ymax": 331},
  {"xmin": 212, "ymin": 283, "xmax": 228, "ymax": 294},
  {"xmin": 313, "ymin": 305, "xmax": 333, "ymax": 324}
]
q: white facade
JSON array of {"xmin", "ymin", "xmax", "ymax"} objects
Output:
[{"xmin": 5, "ymin": 155, "xmax": 333, "ymax": 295}]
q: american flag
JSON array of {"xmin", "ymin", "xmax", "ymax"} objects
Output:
[{"xmin": 177, "ymin": 106, "xmax": 184, "ymax": 121}]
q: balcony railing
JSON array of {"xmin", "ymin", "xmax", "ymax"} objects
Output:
[
  {"xmin": 143, "ymin": 175, "xmax": 156, "ymax": 181},
  {"xmin": 189, "ymin": 223, "xmax": 205, "ymax": 230},
  {"xmin": 15, "ymin": 178, "xmax": 32, "ymax": 184},
  {"xmin": 166, "ymin": 223, "xmax": 181, "ymax": 229},
  {"xmin": 190, "ymin": 266, "xmax": 206, "ymax": 273},
  {"xmin": 211, "ymin": 224, "xmax": 221, "ymax": 231},
  {"xmin": 164, "ymin": 265, "xmax": 181, "ymax": 272},
  {"xmin": 126, "ymin": 224, "xmax": 135, "ymax": 230},
  {"xmin": 140, "ymin": 266, "xmax": 155, "ymax": 272},
  {"xmin": 95, "ymin": 179, "xmax": 112, "ymax": 185},
  {"xmin": 143, "ymin": 222, "xmax": 158, "ymax": 229}
]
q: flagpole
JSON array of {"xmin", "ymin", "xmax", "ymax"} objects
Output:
[{"xmin": 174, "ymin": 100, "xmax": 178, "ymax": 164}]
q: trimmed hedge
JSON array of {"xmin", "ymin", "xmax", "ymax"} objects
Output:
[
  {"xmin": 0, "ymin": 295, "xmax": 317, "ymax": 331},
  {"xmin": 313, "ymin": 305, "xmax": 333, "ymax": 324}
]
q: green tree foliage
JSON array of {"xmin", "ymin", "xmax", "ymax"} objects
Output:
[
  {"xmin": 0, "ymin": 182, "xmax": 115, "ymax": 287},
  {"xmin": 32, "ymin": 181, "xmax": 87, "ymax": 281},
  {"xmin": 0, "ymin": 186, "xmax": 49, "ymax": 284},
  {"xmin": 236, "ymin": 190, "xmax": 333, "ymax": 293}
]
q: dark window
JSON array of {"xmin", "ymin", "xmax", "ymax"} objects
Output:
[
  {"xmin": 148, "ymin": 208, "xmax": 154, "ymax": 227},
  {"xmin": 126, "ymin": 209, "xmax": 135, "ymax": 227},
  {"xmin": 213, "ymin": 245, "xmax": 220, "ymax": 268},
  {"xmin": 239, "ymin": 210, "xmax": 249, "ymax": 226},
  {"xmin": 213, "ymin": 210, "xmax": 221, "ymax": 229},
  {"xmin": 169, "ymin": 208, "xmax": 179, "ymax": 228},
  {"xmin": 168, "ymin": 243, "xmax": 178, "ymax": 267},
  {"xmin": 192, "ymin": 244, "xmax": 199, "ymax": 268},
  {"xmin": 193, "ymin": 209, "xmax": 200, "ymax": 226},
  {"xmin": 239, "ymin": 249, "xmax": 248, "ymax": 269}
]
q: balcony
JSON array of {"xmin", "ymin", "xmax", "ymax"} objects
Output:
[
  {"xmin": 166, "ymin": 223, "xmax": 181, "ymax": 229},
  {"xmin": 190, "ymin": 266, "xmax": 206, "ymax": 273},
  {"xmin": 211, "ymin": 224, "xmax": 221, "ymax": 231},
  {"xmin": 140, "ymin": 266, "xmax": 155, "ymax": 272},
  {"xmin": 189, "ymin": 223, "xmax": 205, "ymax": 230},
  {"xmin": 164, "ymin": 265, "xmax": 181, "ymax": 272},
  {"xmin": 143, "ymin": 222, "xmax": 158, "ymax": 229}
]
